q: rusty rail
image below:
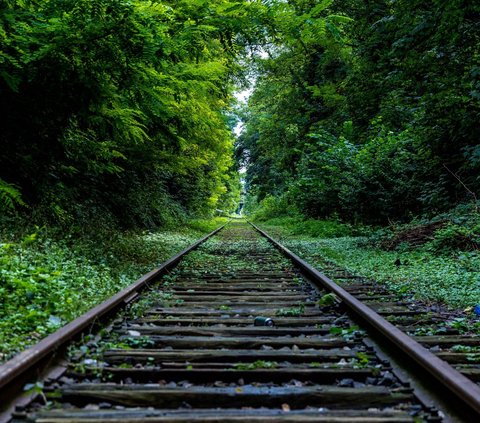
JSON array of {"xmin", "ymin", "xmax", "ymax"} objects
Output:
[{"xmin": 250, "ymin": 221, "xmax": 480, "ymax": 416}]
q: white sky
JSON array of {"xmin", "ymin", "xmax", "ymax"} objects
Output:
[
  {"xmin": 232, "ymin": 48, "xmax": 268, "ymax": 137},
  {"xmin": 233, "ymin": 87, "xmax": 253, "ymax": 136}
]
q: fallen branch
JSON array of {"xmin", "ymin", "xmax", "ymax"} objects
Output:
[{"xmin": 443, "ymin": 164, "xmax": 479, "ymax": 213}]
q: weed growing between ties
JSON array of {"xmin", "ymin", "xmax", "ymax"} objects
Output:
[
  {"xmin": 0, "ymin": 218, "xmax": 227, "ymax": 361},
  {"xmin": 180, "ymin": 233, "xmax": 293, "ymax": 275},
  {"xmin": 234, "ymin": 361, "xmax": 279, "ymax": 370},
  {"xmin": 66, "ymin": 281, "xmax": 180, "ymax": 374}
]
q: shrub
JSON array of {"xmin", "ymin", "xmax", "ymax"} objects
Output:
[
  {"xmin": 427, "ymin": 223, "xmax": 480, "ymax": 253},
  {"xmin": 250, "ymin": 195, "xmax": 297, "ymax": 221},
  {"xmin": 256, "ymin": 216, "xmax": 358, "ymax": 239}
]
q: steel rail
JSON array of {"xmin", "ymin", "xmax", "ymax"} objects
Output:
[
  {"xmin": 0, "ymin": 223, "xmax": 227, "ymax": 394},
  {"xmin": 250, "ymin": 221, "xmax": 480, "ymax": 416}
]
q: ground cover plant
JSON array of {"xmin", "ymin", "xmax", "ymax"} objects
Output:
[
  {"xmin": 255, "ymin": 211, "xmax": 480, "ymax": 310},
  {"xmin": 0, "ymin": 217, "xmax": 227, "ymax": 361}
]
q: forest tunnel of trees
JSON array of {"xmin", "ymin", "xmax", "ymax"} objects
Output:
[
  {"xmin": 1, "ymin": 0, "xmax": 479, "ymax": 227},
  {"xmin": 1, "ymin": 0, "xmax": 480, "ymax": 363}
]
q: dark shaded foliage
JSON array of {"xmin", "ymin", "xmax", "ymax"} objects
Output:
[{"xmin": 239, "ymin": 0, "xmax": 480, "ymax": 223}]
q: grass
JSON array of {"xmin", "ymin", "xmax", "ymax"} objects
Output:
[
  {"xmin": 253, "ymin": 216, "xmax": 359, "ymax": 238},
  {"xmin": 0, "ymin": 217, "xmax": 227, "ymax": 361},
  {"xmin": 256, "ymin": 218, "xmax": 480, "ymax": 310}
]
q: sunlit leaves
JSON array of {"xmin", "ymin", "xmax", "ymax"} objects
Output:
[
  {"xmin": 0, "ymin": 0, "xmax": 252, "ymax": 222},
  {"xmin": 311, "ymin": 0, "xmax": 334, "ymax": 16}
]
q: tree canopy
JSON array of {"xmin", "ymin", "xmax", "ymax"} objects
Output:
[
  {"xmin": 239, "ymin": 0, "xmax": 480, "ymax": 223},
  {"xmin": 1, "ymin": 0, "xmax": 479, "ymax": 226},
  {"xmin": 0, "ymin": 0, "xmax": 270, "ymax": 226}
]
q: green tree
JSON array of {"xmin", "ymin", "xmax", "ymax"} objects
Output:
[
  {"xmin": 239, "ymin": 0, "xmax": 480, "ymax": 223},
  {"xmin": 0, "ymin": 0, "xmax": 270, "ymax": 225}
]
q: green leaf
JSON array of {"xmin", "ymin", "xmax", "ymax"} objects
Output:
[
  {"xmin": 311, "ymin": 0, "xmax": 334, "ymax": 16},
  {"xmin": 327, "ymin": 14, "xmax": 353, "ymax": 24}
]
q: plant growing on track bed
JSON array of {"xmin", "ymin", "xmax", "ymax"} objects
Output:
[
  {"xmin": 441, "ymin": 318, "xmax": 480, "ymax": 335},
  {"xmin": 451, "ymin": 345, "xmax": 480, "ymax": 353},
  {"xmin": 123, "ymin": 335, "xmax": 155, "ymax": 349},
  {"xmin": 220, "ymin": 305, "xmax": 232, "ymax": 311},
  {"xmin": 276, "ymin": 305, "xmax": 305, "ymax": 317},
  {"xmin": 0, "ymin": 219, "xmax": 226, "ymax": 362},
  {"xmin": 330, "ymin": 325, "xmax": 363, "ymax": 341},
  {"xmin": 234, "ymin": 361, "xmax": 279, "ymax": 370},
  {"xmin": 318, "ymin": 293, "xmax": 340, "ymax": 307}
]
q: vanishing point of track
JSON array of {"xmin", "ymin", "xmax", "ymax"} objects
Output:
[{"xmin": 1, "ymin": 221, "xmax": 480, "ymax": 422}]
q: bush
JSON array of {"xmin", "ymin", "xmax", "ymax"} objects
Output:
[
  {"xmin": 366, "ymin": 202, "xmax": 480, "ymax": 253},
  {"xmin": 185, "ymin": 218, "xmax": 229, "ymax": 233},
  {"xmin": 288, "ymin": 219, "xmax": 355, "ymax": 238},
  {"xmin": 249, "ymin": 195, "xmax": 297, "ymax": 221},
  {"xmin": 427, "ymin": 223, "xmax": 480, "ymax": 253},
  {"xmin": 288, "ymin": 126, "xmax": 423, "ymax": 223},
  {"xmin": 256, "ymin": 216, "xmax": 358, "ymax": 239}
]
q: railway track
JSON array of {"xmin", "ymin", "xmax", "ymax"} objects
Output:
[
  {"xmin": 312, "ymin": 264, "xmax": 480, "ymax": 384},
  {"xmin": 1, "ymin": 220, "xmax": 480, "ymax": 422}
]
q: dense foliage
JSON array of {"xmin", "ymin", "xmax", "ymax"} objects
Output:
[
  {"xmin": 4, "ymin": 0, "xmax": 476, "ymax": 226},
  {"xmin": 0, "ymin": 0, "xmax": 275, "ymax": 226},
  {"xmin": 239, "ymin": 0, "xmax": 480, "ymax": 223}
]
